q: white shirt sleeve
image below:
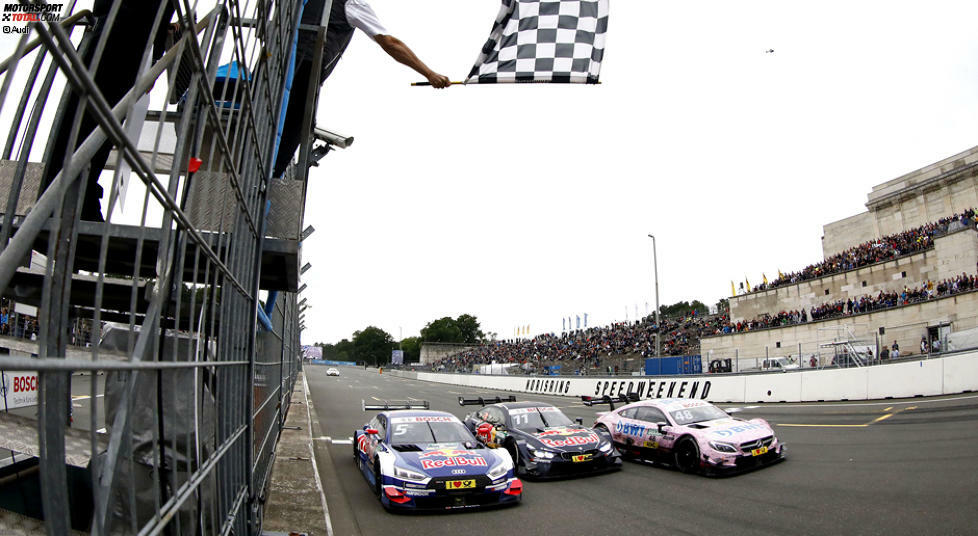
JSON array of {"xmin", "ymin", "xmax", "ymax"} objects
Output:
[{"xmin": 345, "ymin": 0, "xmax": 389, "ymax": 39}]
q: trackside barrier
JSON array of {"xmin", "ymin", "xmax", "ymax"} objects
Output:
[
  {"xmin": 309, "ymin": 359, "xmax": 359, "ymax": 367},
  {"xmin": 390, "ymin": 349, "xmax": 978, "ymax": 403}
]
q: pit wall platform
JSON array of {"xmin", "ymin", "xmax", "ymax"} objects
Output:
[{"xmin": 388, "ymin": 350, "xmax": 978, "ymax": 403}]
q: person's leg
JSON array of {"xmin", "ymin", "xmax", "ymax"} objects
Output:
[
  {"xmin": 41, "ymin": 1, "xmax": 173, "ymax": 221},
  {"xmin": 272, "ymin": 58, "xmax": 313, "ymax": 178}
]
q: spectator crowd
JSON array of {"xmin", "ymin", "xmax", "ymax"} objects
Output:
[
  {"xmin": 435, "ymin": 269, "xmax": 976, "ymax": 371},
  {"xmin": 721, "ymin": 272, "xmax": 977, "ymax": 333},
  {"xmin": 434, "ymin": 312, "xmax": 727, "ymax": 372},
  {"xmin": 0, "ymin": 297, "xmax": 96, "ymax": 344},
  {"xmin": 436, "ymin": 207, "xmax": 978, "ymax": 372},
  {"xmin": 748, "ymin": 208, "xmax": 976, "ymax": 294}
]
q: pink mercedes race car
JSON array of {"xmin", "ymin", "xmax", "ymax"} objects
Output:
[{"xmin": 584, "ymin": 396, "xmax": 786, "ymax": 475}]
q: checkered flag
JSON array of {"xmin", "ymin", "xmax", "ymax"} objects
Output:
[{"xmin": 466, "ymin": 0, "xmax": 609, "ymax": 84}]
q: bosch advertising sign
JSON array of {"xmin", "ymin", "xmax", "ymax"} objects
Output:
[{"xmin": 1, "ymin": 371, "xmax": 39, "ymax": 410}]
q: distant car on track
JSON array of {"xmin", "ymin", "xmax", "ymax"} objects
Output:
[
  {"xmin": 585, "ymin": 396, "xmax": 785, "ymax": 475},
  {"xmin": 460, "ymin": 395, "xmax": 621, "ymax": 479},
  {"xmin": 353, "ymin": 400, "xmax": 522, "ymax": 511},
  {"xmin": 326, "ymin": 368, "xmax": 340, "ymax": 376}
]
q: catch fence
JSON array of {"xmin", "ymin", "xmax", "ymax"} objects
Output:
[{"xmin": 0, "ymin": 1, "xmax": 324, "ymax": 534}]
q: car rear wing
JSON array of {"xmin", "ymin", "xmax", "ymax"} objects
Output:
[
  {"xmin": 362, "ymin": 399, "xmax": 430, "ymax": 411},
  {"xmin": 457, "ymin": 395, "xmax": 517, "ymax": 406},
  {"xmin": 580, "ymin": 393, "xmax": 640, "ymax": 410}
]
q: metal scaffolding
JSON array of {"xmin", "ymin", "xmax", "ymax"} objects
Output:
[{"xmin": 0, "ymin": 1, "xmax": 322, "ymax": 534}]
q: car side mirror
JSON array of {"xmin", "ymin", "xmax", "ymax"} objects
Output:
[
  {"xmin": 575, "ymin": 418, "xmax": 584, "ymax": 425},
  {"xmin": 365, "ymin": 428, "xmax": 379, "ymax": 436},
  {"xmin": 656, "ymin": 422, "xmax": 670, "ymax": 434}
]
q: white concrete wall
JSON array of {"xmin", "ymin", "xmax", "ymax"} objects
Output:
[
  {"xmin": 799, "ymin": 368, "xmax": 867, "ymax": 401},
  {"xmin": 393, "ymin": 350, "xmax": 978, "ymax": 403},
  {"xmin": 866, "ymin": 359, "xmax": 944, "ymax": 399}
]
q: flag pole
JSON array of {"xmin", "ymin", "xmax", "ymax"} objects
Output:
[
  {"xmin": 410, "ymin": 81, "xmax": 466, "ymax": 86},
  {"xmin": 411, "ymin": 80, "xmax": 601, "ymax": 86}
]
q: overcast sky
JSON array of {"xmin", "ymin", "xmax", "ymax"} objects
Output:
[
  {"xmin": 301, "ymin": 0, "xmax": 977, "ymax": 344},
  {"xmin": 2, "ymin": 1, "xmax": 976, "ymax": 345}
]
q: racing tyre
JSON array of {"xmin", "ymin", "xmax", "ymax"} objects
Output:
[
  {"xmin": 506, "ymin": 440, "xmax": 524, "ymax": 476},
  {"xmin": 373, "ymin": 459, "xmax": 383, "ymax": 498},
  {"xmin": 674, "ymin": 437, "xmax": 700, "ymax": 474},
  {"xmin": 621, "ymin": 437, "xmax": 637, "ymax": 461}
]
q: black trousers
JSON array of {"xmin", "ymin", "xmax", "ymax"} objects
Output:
[
  {"xmin": 41, "ymin": 1, "xmax": 174, "ymax": 221},
  {"xmin": 272, "ymin": 57, "xmax": 318, "ymax": 179}
]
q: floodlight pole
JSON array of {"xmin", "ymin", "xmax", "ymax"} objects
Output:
[{"xmin": 648, "ymin": 233, "xmax": 661, "ymax": 359}]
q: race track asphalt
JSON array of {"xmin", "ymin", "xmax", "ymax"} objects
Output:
[{"xmin": 305, "ymin": 366, "xmax": 978, "ymax": 536}]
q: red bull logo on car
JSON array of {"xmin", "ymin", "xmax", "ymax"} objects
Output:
[
  {"xmin": 418, "ymin": 448, "xmax": 488, "ymax": 470},
  {"xmin": 535, "ymin": 428, "xmax": 600, "ymax": 448}
]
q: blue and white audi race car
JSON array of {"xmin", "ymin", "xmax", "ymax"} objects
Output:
[{"xmin": 353, "ymin": 400, "xmax": 523, "ymax": 511}]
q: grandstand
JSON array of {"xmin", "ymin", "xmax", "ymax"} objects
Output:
[
  {"xmin": 436, "ymin": 146, "xmax": 978, "ymax": 374},
  {"xmin": 707, "ymin": 145, "xmax": 978, "ymax": 367}
]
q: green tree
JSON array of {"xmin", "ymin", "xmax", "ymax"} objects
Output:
[
  {"xmin": 659, "ymin": 300, "xmax": 709, "ymax": 318},
  {"xmin": 420, "ymin": 317, "xmax": 462, "ymax": 343},
  {"xmin": 456, "ymin": 314, "xmax": 484, "ymax": 343},
  {"xmin": 420, "ymin": 314, "xmax": 484, "ymax": 343},
  {"xmin": 322, "ymin": 338, "xmax": 355, "ymax": 362},
  {"xmin": 400, "ymin": 336, "xmax": 422, "ymax": 363},
  {"xmin": 353, "ymin": 326, "xmax": 395, "ymax": 366}
]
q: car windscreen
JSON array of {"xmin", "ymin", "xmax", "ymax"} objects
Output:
[
  {"xmin": 389, "ymin": 417, "xmax": 473, "ymax": 445},
  {"xmin": 668, "ymin": 405, "xmax": 729, "ymax": 425},
  {"xmin": 508, "ymin": 406, "xmax": 574, "ymax": 431}
]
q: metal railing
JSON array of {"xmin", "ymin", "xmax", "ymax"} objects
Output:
[
  {"xmin": 0, "ymin": 1, "xmax": 316, "ymax": 534},
  {"xmin": 703, "ymin": 328, "xmax": 978, "ymax": 374}
]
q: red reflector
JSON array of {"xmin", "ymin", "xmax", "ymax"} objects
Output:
[
  {"xmin": 383, "ymin": 486, "xmax": 411, "ymax": 504},
  {"xmin": 504, "ymin": 479, "xmax": 523, "ymax": 496},
  {"xmin": 188, "ymin": 157, "xmax": 203, "ymax": 173}
]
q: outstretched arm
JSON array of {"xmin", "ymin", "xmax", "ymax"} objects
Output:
[{"xmin": 374, "ymin": 34, "xmax": 451, "ymax": 88}]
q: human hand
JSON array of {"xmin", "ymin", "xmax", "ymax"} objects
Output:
[{"xmin": 427, "ymin": 73, "xmax": 451, "ymax": 88}]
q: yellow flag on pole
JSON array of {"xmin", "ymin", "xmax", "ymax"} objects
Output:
[
  {"xmin": 731, "ymin": 280, "xmax": 736, "ymax": 296},
  {"xmin": 763, "ymin": 273, "xmax": 768, "ymax": 285},
  {"xmin": 745, "ymin": 277, "xmax": 751, "ymax": 292}
]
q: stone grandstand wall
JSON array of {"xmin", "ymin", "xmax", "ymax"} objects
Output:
[
  {"xmin": 389, "ymin": 350, "xmax": 978, "ymax": 403},
  {"xmin": 730, "ymin": 227, "xmax": 978, "ymax": 323},
  {"xmin": 704, "ymin": 289, "xmax": 978, "ymax": 363},
  {"xmin": 822, "ymin": 145, "xmax": 978, "ymax": 257},
  {"xmin": 420, "ymin": 342, "xmax": 476, "ymax": 365}
]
